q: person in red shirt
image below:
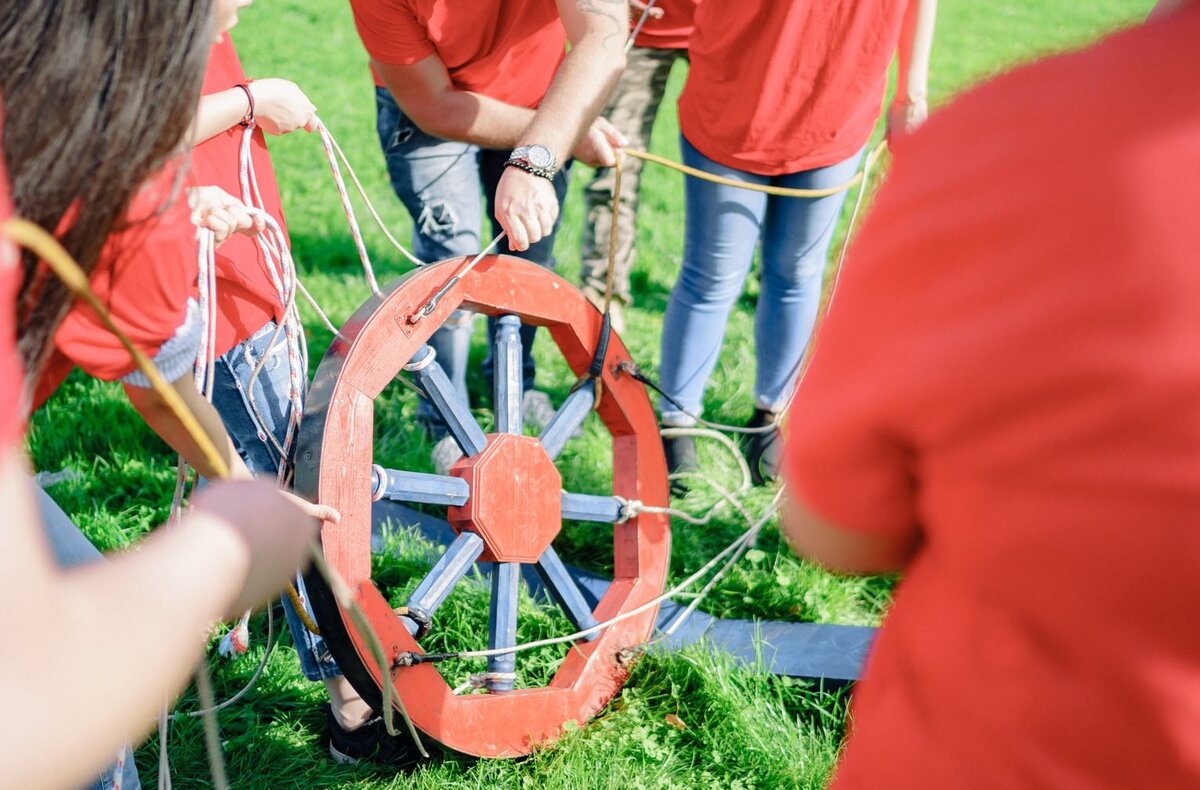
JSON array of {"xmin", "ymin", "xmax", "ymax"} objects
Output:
[
  {"xmin": 0, "ymin": 3, "xmax": 319, "ymax": 789},
  {"xmin": 783, "ymin": 4, "xmax": 1200, "ymax": 786},
  {"xmin": 187, "ymin": 33, "xmax": 408, "ymax": 765},
  {"xmin": 347, "ymin": 0, "xmax": 629, "ymax": 470},
  {"xmin": 656, "ymin": 0, "xmax": 936, "ymax": 486},
  {"xmin": 578, "ymin": 0, "xmax": 701, "ymax": 334}
]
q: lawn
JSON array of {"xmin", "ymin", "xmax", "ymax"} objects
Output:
[{"xmin": 29, "ymin": 1, "xmax": 1153, "ymax": 787}]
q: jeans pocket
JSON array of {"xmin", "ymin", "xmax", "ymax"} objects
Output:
[{"xmin": 375, "ymin": 89, "xmax": 418, "ymax": 155}]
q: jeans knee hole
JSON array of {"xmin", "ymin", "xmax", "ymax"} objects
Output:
[
  {"xmin": 388, "ymin": 125, "xmax": 415, "ymax": 151},
  {"xmin": 417, "ymin": 199, "xmax": 459, "ymax": 239}
]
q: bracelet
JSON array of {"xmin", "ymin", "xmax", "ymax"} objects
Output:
[
  {"xmin": 503, "ymin": 159, "xmax": 555, "ymax": 181},
  {"xmin": 235, "ymin": 82, "xmax": 255, "ymax": 127}
]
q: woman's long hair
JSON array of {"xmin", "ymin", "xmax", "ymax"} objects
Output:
[{"xmin": 0, "ymin": 0, "xmax": 213, "ymax": 378}]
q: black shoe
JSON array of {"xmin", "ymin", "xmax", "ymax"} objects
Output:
[
  {"xmin": 662, "ymin": 432, "xmax": 699, "ymax": 495},
  {"xmin": 744, "ymin": 408, "xmax": 782, "ymax": 486},
  {"xmin": 325, "ymin": 703, "xmax": 432, "ymax": 769}
]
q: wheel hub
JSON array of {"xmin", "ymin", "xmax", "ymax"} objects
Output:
[{"xmin": 448, "ymin": 433, "xmax": 563, "ymax": 563}]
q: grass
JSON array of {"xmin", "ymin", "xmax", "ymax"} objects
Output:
[{"xmin": 28, "ymin": 1, "xmax": 1152, "ymax": 787}]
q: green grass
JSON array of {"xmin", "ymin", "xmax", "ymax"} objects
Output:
[{"xmin": 28, "ymin": 2, "xmax": 1152, "ymax": 787}]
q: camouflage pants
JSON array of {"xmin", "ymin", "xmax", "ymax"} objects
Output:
[{"xmin": 581, "ymin": 45, "xmax": 686, "ymax": 305}]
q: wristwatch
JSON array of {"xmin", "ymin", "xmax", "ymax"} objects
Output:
[{"xmin": 505, "ymin": 144, "xmax": 557, "ymax": 180}]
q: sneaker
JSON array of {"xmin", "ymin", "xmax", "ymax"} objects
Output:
[
  {"xmin": 744, "ymin": 408, "xmax": 783, "ymax": 486},
  {"xmin": 662, "ymin": 432, "xmax": 699, "ymax": 495},
  {"xmin": 324, "ymin": 703, "xmax": 431, "ymax": 768},
  {"xmin": 431, "ymin": 434, "xmax": 464, "ymax": 476}
]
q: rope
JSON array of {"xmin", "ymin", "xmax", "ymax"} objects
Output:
[
  {"xmin": 316, "ymin": 120, "xmax": 425, "ymax": 269},
  {"xmin": 396, "ymin": 484, "xmax": 778, "ymax": 666},
  {"xmin": 622, "ymin": 141, "xmax": 884, "ymax": 199},
  {"xmin": 313, "ymin": 120, "xmax": 384, "ymax": 295},
  {"xmin": 611, "ymin": 139, "xmax": 889, "ymax": 436},
  {"xmin": 626, "ymin": 0, "xmax": 661, "ymax": 53},
  {"xmin": 407, "ymin": 231, "xmax": 507, "ymax": 325},
  {"xmin": 3, "ymin": 218, "xmax": 428, "ymax": 773}
]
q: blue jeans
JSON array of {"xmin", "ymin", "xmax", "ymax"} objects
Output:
[
  {"xmin": 36, "ymin": 485, "xmax": 142, "ymax": 790},
  {"xmin": 375, "ymin": 87, "xmax": 570, "ymax": 436},
  {"xmin": 210, "ymin": 321, "xmax": 340, "ymax": 681},
  {"xmin": 658, "ymin": 136, "xmax": 863, "ymax": 423}
]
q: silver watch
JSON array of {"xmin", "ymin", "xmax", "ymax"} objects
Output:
[{"xmin": 506, "ymin": 144, "xmax": 557, "ymax": 179}]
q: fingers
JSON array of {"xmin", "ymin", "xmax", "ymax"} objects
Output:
[
  {"xmin": 592, "ymin": 138, "xmax": 618, "ymax": 168},
  {"xmin": 189, "ymin": 187, "xmax": 262, "ymax": 244},
  {"xmin": 279, "ymin": 490, "xmax": 342, "ymax": 524},
  {"xmin": 495, "ymin": 168, "xmax": 558, "ymax": 252},
  {"xmin": 595, "ymin": 116, "xmax": 630, "ymax": 148}
]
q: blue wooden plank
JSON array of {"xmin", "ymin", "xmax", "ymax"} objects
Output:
[
  {"xmin": 538, "ymin": 380, "xmax": 594, "ymax": 460},
  {"xmin": 487, "ymin": 562, "xmax": 520, "ymax": 691},
  {"xmin": 406, "ymin": 345, "xmax": 487, "ymax": 456},
  {"xmin": 494, "ymin": 315, "xmax": 522, "ymax": 435},
  {"xmin": 535, "ymin": 546, "xmax": 600, "ymax": 640},
  {"xmin": 372, "ymin": 465, "xmax": 469, "ymax": 506},
  {"xmin": 561, "ymin": 491, "xmax": 623, "ymax": 523}
]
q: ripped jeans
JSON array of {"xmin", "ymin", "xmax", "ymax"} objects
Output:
[
  {"xmin": 375, "ymin": 87, "xmax": 569, "ymax": 436},
  {"xmin": 209, "ymin": 321, "xmax": 340, "ymax": 681}
]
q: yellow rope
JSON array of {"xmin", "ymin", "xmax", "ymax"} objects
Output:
[
  {"xmin": 5, "ymin": 219, "xmax": 231, "ymax": 476},
  {"xmin": 622, "ymin": 139, "xmax": 887, "ymax": 198},
  {"xmin": 5, "ymin": 218, "xmax": 326, "ymax": 637},
  {"xmin": 3, "ymin": 216, "xmax": 424, "ymax": 751}
]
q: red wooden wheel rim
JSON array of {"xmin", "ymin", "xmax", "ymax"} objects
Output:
[{"xmin": 296, "ymin": 255, "xmax": 670, "ymax": 758}]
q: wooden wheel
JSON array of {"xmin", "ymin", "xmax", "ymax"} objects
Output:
[{"xmin": 295, "ymin": 255, "xmax": 670, "ymax": 758}]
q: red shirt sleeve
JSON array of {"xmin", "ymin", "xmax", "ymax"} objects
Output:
[
  {"xmin": 49, "ymin": 172, "xmax": 198, "ymax": 385},
  {"xmin": 349, "ymin": 0, "xmax": 437, "ymax": 66}
]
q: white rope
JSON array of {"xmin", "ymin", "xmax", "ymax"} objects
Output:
[
  {"xmin": 411, "ymin": 486, "xmax": 778, "ymax": 663},
  {"xmin": 317, "ymin": 119, "xmax": 425, "ymax": 269},
  {"xmin": 626, "ymin": 0, "xmax": 661, "ymax": 53}
]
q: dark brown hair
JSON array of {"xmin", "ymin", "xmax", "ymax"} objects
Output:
[{"xmin": 0, "ymin": 0, "xmax": 214, "ymax": 378}]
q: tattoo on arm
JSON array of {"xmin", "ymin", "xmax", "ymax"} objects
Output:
[{"xmin": 576, "ymin": 0, "xmax": 626, "ymax": 49}]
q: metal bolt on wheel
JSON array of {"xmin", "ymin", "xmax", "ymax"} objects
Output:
[{"xmin": 296, "ymin": 255, "xmax": 670, "ymax": 758}]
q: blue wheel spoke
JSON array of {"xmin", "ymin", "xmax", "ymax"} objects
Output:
[
  {"xmin": 406, "ymin": 345, "xmax": 487, "ymax": 456},
  {"xmin": 538, "ymin": 380, "xmax": 594, "ymax": 460},
  {"xmin": 371, "ymin": 465, "xmax": 469, "ymax": 506},
  {"xmin": 561, "ymin": 491, "xmax": 623, "ymax": 523},
  {"xmin": 494, "ymin": 315, "xmax": 523, "ymax": 435},
  {"xmin": 400, "ymin": 531, "xmax": 486, "ymax": 637},
  {"xmin": 535, "ymin": 546, "xmax": 599, "ymax": 641},
  {"xmin": 487, "ymin": 562, "xmax": 521, "ymax": 691}
]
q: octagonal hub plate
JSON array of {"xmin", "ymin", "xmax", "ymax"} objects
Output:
[{"xmin": 447, "ymin": 433, "xmax": 563, "ymax": 563}]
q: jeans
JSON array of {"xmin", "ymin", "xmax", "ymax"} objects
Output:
[
  {"xmin": 658, "ymin": 135, "xmax": 864, "ymax": 424},
  {"xmin": 37, "ymin": 485, "xmax": 142, "ymax": 790},
  {"xmin": 375, "ymin": 87, "xmax": 570, "ymax": 436},
  {"xmin": 209, "ymin": 321, "xmax": 340, "ymax": 681}
]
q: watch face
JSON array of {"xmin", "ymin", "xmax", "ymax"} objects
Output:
[{"xmin": 527, "ymin": 144, "xmax": 554, "ymax": 169}]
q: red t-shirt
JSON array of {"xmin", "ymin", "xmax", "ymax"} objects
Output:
[
  {"xmin": 679, "ymin": 0, "xmax": 907, "ymax": 175},
  {"xmin": 34, "ymin": 168, "xmax": 197, "ymax": 408},
  {"xmin": 632, "ymin": 0, "xmax": 700, "ymax": 50},
  {"xmin": 194, "ymin": 38, "xmax": 285, "ymax": 358},
  {"xmin": 0, "ymin": 116, "xmax": 22, "ymax": 450},
  {"xmin": 348, "ymin": 0, "xmax": 566, "ymax": 108},
  {"xmin": 785, "ymin": 10, "xmax": 1200, "ymax": 788}
]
